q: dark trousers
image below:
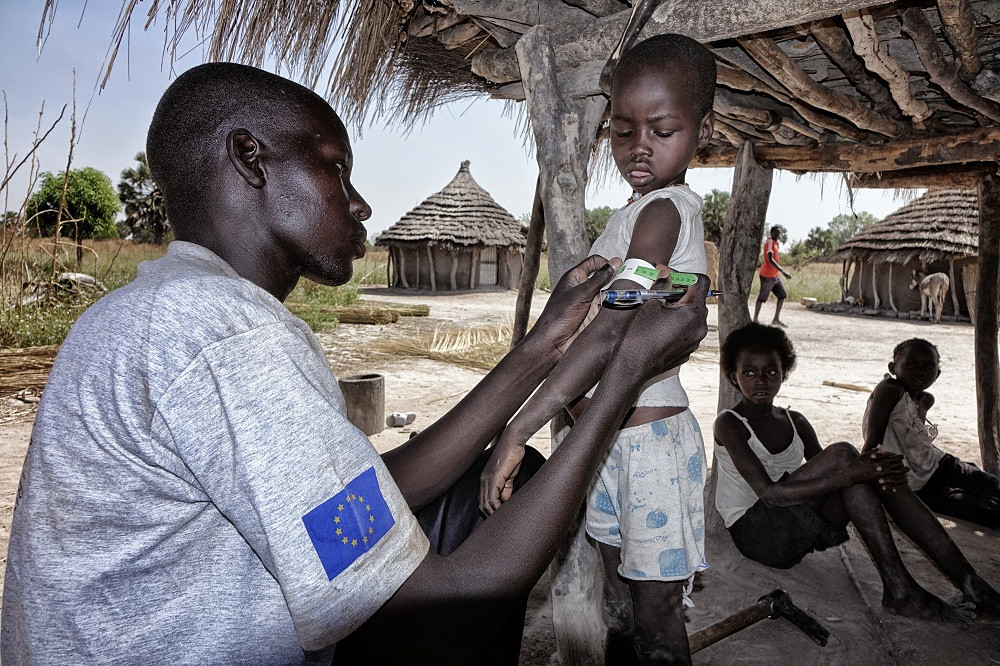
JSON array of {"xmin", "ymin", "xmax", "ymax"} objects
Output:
[
  {"xmin": 917, "ymin": 453, "xmax": 1000, "ymax": 529},
  {"xmin": 334, "ymin": 445, "xmax": 546, "ymax": 665}
]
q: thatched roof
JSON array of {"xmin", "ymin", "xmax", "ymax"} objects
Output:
[
  {"xmin": 830, "ymin": 188, "xmax": 978, "ymax": 265},
  {"xmin": 94, "ymin": 0, "xmax": 1000, "ymax": 187},
  {"xmin": 374, "ymin": 161, "xmax": 526, "ymax": 250}
]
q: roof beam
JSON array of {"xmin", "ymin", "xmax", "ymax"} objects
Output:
[
  {"xmin": 848, "ymin": 163, "xmax": 991, "ymax": 189},
  {"xmin": 471, "ymin": 0, "xmax": 896, "ymax": 84},
  {"xmin": 690, "ymin": 126, "xmax": 1000, "ymax": 173},
  {"xmin": 809, "ymin": 22, "xmax": 899, "ymax": 118},
  {"xmin": 936, "ymin": 0, "xmax": 982, "ymax": 81}
]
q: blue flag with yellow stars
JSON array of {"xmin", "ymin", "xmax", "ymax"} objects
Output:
[{"xmin": 303, "ymin": 466, "xmax": 396, "ymax": 580}]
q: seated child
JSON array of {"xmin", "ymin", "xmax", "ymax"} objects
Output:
[
  {"xmin": 863, "ymin": 337, "xmax": 999, "ymax": 529},
  {"xmin": 479, "ymin": 33, "xmax": 716, "ymax": 663},
  {"xmin": 714, "ymin": 322, "xmax": 1000, "ymax": 623}
]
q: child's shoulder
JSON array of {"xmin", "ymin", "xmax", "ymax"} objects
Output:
[{"xmin": 873, "ymin": 374, "xmax": 906, "ymax": 398}]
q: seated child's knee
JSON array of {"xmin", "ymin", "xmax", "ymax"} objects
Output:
[{"xmin": 827, "ymin": 440, "xmax": 860, "ymax": 462}]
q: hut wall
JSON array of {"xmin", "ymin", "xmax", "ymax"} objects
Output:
[
  {"xmin": 391, "ymin": 245, "xmax": 480, "ymax": 290},
  {"xmin": 845, "ymin": 258, "xmax": 973, "ymax": 317},
  {"xmin": 499, "ymin": 248, "xmax": 524, "ymax": 290}
]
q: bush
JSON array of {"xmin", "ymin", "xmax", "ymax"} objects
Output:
[{"xmin": 25, "ymin": 168, "xmax": 121, "ymax": 240}]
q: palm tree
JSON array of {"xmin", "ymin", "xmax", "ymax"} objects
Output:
[
  {"xmin": 701, "ymin": 189, "xmax": 730, "ymax": 246},
  {"xmin": 118, "ymin": 152, "xmax": 169, "ymax": 244}
]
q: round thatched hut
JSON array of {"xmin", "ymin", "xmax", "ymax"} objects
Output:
[
  {"xmin": 375, "ymin": 161, "xmax": 526, "ymax": 291},
  {"xmin": 830, "ymin": 189, "xmax": 978, "ymax": 321}
]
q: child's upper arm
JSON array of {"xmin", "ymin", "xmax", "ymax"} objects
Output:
[
  {"xmin": 862, "ymin": 379, "xmax": 904, "ymax": 452},
  {"xmin": 714, "ymin": 412, "xmax": 775, "ymax": 496},
  {"xmin": 790, "ymin": 410, "xmax": 822, "ymax": 460},
  {"xmin": 622, "ymin": 198, "xmax": 681, "ymax": 270}
]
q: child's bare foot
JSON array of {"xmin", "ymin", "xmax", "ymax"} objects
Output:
[
  {"xmin": 962, "ymin": 576, "xmax": 1000, "ymax": 620},
  {"xmin": 883, "ymin": 586, "xmax": 976, "ymax": 626}
]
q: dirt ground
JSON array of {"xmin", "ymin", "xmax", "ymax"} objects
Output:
[{"xmin": 0, "ymin": 286, "xmax": 997, "ymax": 663}]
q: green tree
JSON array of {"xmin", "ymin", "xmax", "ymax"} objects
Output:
[
  {"xmin": 118, "ymin": 152, "xmax": 169, "ymax": 244},
  {"xmin": 585, "ymin": 205, "xmax": 614, "ymax": 245},
  {"xmin": 702, "ymin": 189, "xmax": 730, "ymax": 245},
  {"xmin": 25, "ymin": 167, "xmax": 120, "ymax": 239},
  {"xmin": 827, "ymin": 211, "xmax": 879, "ymax": 249}
]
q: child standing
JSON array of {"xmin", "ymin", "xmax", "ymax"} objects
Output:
[
  {"xmin": 715, "ymin": 323, "xmax": 999, "ymax": 623},
  {"xmin": 479, "ymin": 33, "xmax": 715, "ymax": 663},
  {"xmin": 863, "ymin": 338, "xmax": 999, "ymax": 529}
]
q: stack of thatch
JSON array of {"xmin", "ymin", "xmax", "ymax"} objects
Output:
[
  {"xmin": 830, "ymin": 189, "xmax": 979, "ymax": 265},
  {"xmin": 375, "ymin": 161, "xmax": 525, "ymax": 252}
]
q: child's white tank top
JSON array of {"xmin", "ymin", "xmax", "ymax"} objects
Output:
[
  {"xmin": 586, "ymin": 184, "xmax": 707, "ymax": 407},
  {"xmin": 714, "ymin": 408, "xmax": 806, "ymax": 527}
]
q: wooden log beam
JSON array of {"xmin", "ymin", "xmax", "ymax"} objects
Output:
[
  {"xmin": 562, "ymin": 0, "xmax": 628, "ymax": 18},
  {"xmin": 516, "ymin": 25, "xmax": 602, "ymax": 281},
  {"xmin": 737, "ymin": 35, "xmax": 908, "ymax": 138},
  {"xmin": 716, "ymin": 64, "xmax": 870, "ymax": 143},
  {"xmin": 936, "ymin": 0, "xmax": 982, "ymax": 81},
  {"xmin": 689, "ymin": 126, "xmax": 1000, "ymax": 173},
  {"xmin": 471, "ymin": 0, "xmax": 896, "ymax": 84},
  {"xmin": 848, "ymin": 163, "xmax": 990, "ymax": 189},
  {"xmin": 448, "ymin": 0, "xmax": 593, "ymax": 32},
  {"xmin": 843, "ymin": 10, "xmax": 933, "ymax": 124},
  {"xmin": 975, "ymin": 170, "xmax": 1000, "ymax": 475},
  {"xmin": 899, "ymin": 6, "xmax": 1000, "ymax": 123},
  {"xmin": 809, "ymin": 22, "xmax": 900, "ymax": 118}
]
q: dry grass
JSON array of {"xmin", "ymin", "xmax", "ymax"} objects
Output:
[
  {"xmin": 0, "ymin": 345, "xmax": 59, "ymax": 397},
  {"xmin": 372, "ymin": 321, "xmax": 513, "ymax": 371}
]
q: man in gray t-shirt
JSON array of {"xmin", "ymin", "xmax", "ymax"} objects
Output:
[{"xmin": 2, "ymin": 63, "xmax": 709, "ymax": 663}]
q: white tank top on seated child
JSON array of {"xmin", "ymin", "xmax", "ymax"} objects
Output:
[
  {"xmin": 862, "ymin": 388, "xmax": 944, "ymax": 490},
  {"xmin": 714, "ymin": 408, "xmax": 806, "ymax": 527},
  {"xmin": 586, "ymin": 184, "xmax": 707, "ymax": 407}
]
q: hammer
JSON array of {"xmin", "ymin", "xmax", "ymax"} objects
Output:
[{"xmin": 688, "ymin": 589, "xmax": 830, "ymax": 654}]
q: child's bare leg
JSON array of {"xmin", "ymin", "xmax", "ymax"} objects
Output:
[
  {"xmin": 878, "ymin": 486, "xmax": 1000, "ymax": 616},
  {"xmin": 804, "ymin": 445, "xmax": 975, "ymax": 624},
  {"xmin": 631, "ymin": 580, "xmax": 691, "ymax": 665},
  {"xmin": 598, "ymin": 542, "xmax": 640, "ymax": 666}
]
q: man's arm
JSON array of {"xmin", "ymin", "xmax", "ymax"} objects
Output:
[
  {"xmin": 767, "ymin": 240, "xmax": 792, "ymax": 279},
  {"xmin": 354, "ymin": 277, "xmax": 711, "ymax": 663},
  {"xmin": 381, "ymin": 255, "xmax": 620, "ymax": 510}
]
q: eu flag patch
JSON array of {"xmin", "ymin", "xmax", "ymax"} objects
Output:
[{"xmin": 302, "ymin": 466, "xmax": 396, "ymax": 580}]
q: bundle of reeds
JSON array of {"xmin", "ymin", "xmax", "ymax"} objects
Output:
[
  {"xmin": 0, "ymin": 345, "xmax": 59, "ymax": 396},
  {"xmin": 373, "ymin": 322, "xmax": 511, "ymax": 371}
]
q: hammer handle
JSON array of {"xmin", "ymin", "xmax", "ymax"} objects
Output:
[{"xmin": 688, "ymin": 600, "xmax": 771, "ymax": 654}]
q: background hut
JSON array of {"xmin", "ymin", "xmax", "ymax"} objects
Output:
[
  {"xmin": 831, "ymin": 189, "xmax": 978, "ymax": 321},
  {"xmin": 375, "ymin": 161, "xmax": 526, "ymax": 291}
]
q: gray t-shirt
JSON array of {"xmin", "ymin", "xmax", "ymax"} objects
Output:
[{"xmin": 1, "ymin": 242, "xmax": 429, "ymax": 664}]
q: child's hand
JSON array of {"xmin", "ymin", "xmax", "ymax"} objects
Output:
[
  {"xmin": 479, "ymin": 437, "xmax": 526, "ymax": 516},
  {"xmin": 852, "ymin": 446, "xmax": 909, "ymax": 491},
  {"xmin": 534, "ymin": 255, "xmax": 622, "ymax": 356}
]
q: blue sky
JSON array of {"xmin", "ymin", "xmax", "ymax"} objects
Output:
[{"xmin": 0, "ymin": 1, "xmax": 921, "ymax": 242}]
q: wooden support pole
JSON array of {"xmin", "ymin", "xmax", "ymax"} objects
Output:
[
  {"xmin": 888, "ymin": 262, "xmax": 897, "ymax": 313},
  {"xmin": 470, "ymin": 247, "xmax": 479, "ymax": 289},
  {"xmin": 512, "ymin": 178, "xmax": 545, "ymax": 348},
  {"xmin": 949, "ymin": 258, "xmax": 959, "ymax": 316},
  {"xmin": 427, "ymin": 246, "xmax": 437, "ymax": 291},
  {"xmin": 871, "ymin": 263, "xmax": 880, "ymax": 309},
  {"xmin": 975, "ymin": 170, "xmax": 1000, "ymax": 475},
  {"xmin": 709, "ymin": 143, "xmax": 773, "ymax": 538},
  {"xmin": 450, "ymin": 254, "xmax": 458, "ymax": 291},
  {"xmin": 399, "ymin": 249, "xmax": 409, "ymax": 289}
]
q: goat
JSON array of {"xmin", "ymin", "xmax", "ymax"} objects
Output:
[{"xmin": 909, "ymin": 270, "xmax": 949, "ymax": 323}]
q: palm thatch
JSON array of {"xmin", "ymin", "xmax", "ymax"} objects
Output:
[
  {"xmin": 830, "ymin": 189, "xmax": 979, "ymax": 265},
  {"xmin": 375, "ymin": 161, "xmax": 525, "ymax": 251}
]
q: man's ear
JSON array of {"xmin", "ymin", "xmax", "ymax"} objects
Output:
[
  {"xmin": 887, "ymin": 361, "xmax": 896, "ymax": 375},
  {"xmin": 697, "ymin": 111, "xmax": 715, "ymax": 149},
  {"xmin": 227, "ymin": 129, "xmax": 266, "ymax": 189}
]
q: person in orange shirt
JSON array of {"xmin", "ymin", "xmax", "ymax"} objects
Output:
[{"xmin": 753, "ymin": 225, "xmax": 793, "ymax": 327}]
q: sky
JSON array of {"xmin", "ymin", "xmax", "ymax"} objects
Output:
[{"xmin": 0, "ymin": 1, "xmax": 923, "ymax": 243}]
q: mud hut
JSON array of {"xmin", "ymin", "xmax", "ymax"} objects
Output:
[
  {"xmin": 830, "ymin": 189, "xmax": 978, "ymax": 320},
  {"xmin": 375, "ymin": 161, "xmax": 526, "ymax": 290}
]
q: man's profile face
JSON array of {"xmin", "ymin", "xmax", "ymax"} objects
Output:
[{"xmin": 265, "ymin": 99, "xmax": 372, "ymax": 287}]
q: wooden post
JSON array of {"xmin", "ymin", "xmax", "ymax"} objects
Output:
[
  {"xmin": 975, "ymin": 170, "xmax": 1000, "ymax": 475},
  {"xmin": 512, "ymin": 178, "xmax": 545, "ymax": 348},
  {"xmin": 888, "ymin": 263, "xmax": 898, "ymax": 313},
  {"xmin": 450, "ymin": 253, "xmax": 458, "ymax": 291},
  {"xmin": 386, "ymin": 248, "xmax": 393, "ymax": 287},
  {"xmin": 399, "ymin": 249, "xmax": 409, "ymax": 289},
  {"xmin": 337, "ymin": 374, "xmax": 385, "ymax": 436},
  {"xmin": 516, "ymin": 26, "xmax": 609, "ymax": 664},
  {"xmin": 470, "ymin": 247, "xmax": 479, "ymax": 289},
  {"xmin": 716, "ymin": 142, "xmax": 774, "ymax": 413},
  {"xmin": 949, "ymin": 258, "xmax": 960, "ymax": 316},
  {"xmin": 710, "ymin": 142, "xmax": 773, "ymax": 538},
  {"xmin": 871, "ymin": 263, "xmax": 880, "ymax": 309},
  {"xmin": 427, "ymin": 246, "xmax": 437, "ymax": 291}
]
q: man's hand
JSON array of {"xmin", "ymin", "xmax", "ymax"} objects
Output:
[
  {"xmin": 782, "ymin": 269, "xmax": 793, "ymax": 279},
  {"xmin": 532, "ymin": 255, "xmax": 622, "ymax": 355},
  {"xmin": 609, "ymin": 274, "xmax": 710, "ymax": 381}
]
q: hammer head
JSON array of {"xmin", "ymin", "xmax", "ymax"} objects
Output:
[{"xmin": 759, "ymin": 589, "xmax": 830, "ymax": 647}]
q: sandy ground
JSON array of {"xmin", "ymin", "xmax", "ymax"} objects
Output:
[{"xmin": 0, "ymin": 287, "xmax": 997, "ymax": 663}]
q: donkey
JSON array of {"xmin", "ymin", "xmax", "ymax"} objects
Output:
[{"xmin": 910, "ymin": 270, "xmax": 950, "ymax": 323}]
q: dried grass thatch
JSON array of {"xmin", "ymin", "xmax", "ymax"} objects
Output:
[
  {"xmin": 372, "ymin": 321, "xmax": 511, "ymax": 371},
  {"xmin": 0, "ymin": 345, "xmax": 59, "ymax": 397},
  {"xmin": 829, "ymin": 189, "xmax": 979, "ymax": 265},
  {"xmin": 375, "ymin": 161, "xmax": 526, "ymax": 250}
]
